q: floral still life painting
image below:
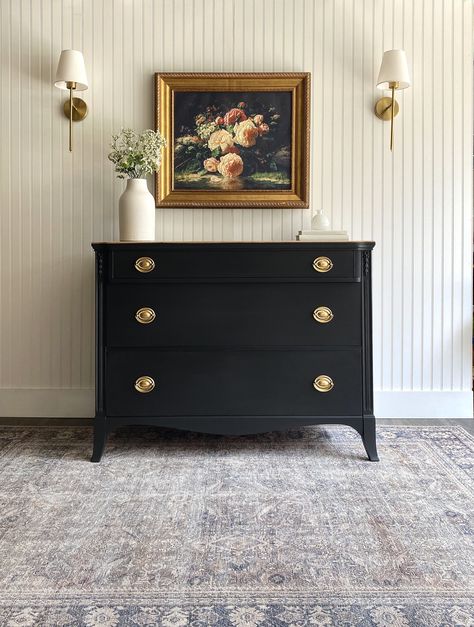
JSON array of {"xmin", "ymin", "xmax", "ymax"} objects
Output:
[
  {"xmin": 173, "ymin": 92, "xmax": 292, "ymax": 191},
  {"xmin": 155, "ymin": 73, "xmax": 310, "ymax": 207}
]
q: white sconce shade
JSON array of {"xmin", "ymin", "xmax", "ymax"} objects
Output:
[
  {"xmin": 376, "ymin": 49, "xmax": 410, "ymax": 90},
  {"xmin": 55, "ymin": 49, "xmax": 88, "ymax": 91}
]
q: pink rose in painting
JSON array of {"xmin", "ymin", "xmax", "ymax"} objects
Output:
[
  {"xmin": 203, "ymin": 157, "xmax": 220, "ymax": 172},
  {"xmin": 223, "ymin": 108, "xmax": 247, "ymax": 125},
  {"xmin": 253, "ymin": 114, "xmax": 264, "ymax": 125},
  {"xmin": 217, "ymin": 153, "xmax": 244, "ymax": 178},
  {"xmin": 257, "ymin": 123, "xmax": 269, "ymax": 135},
  {"xmin": 215, "ymin": 116, "xmax": 224, "ymax": 125},
  {"xmin": 208, "ymin": 129, "xmax": 234, "ymax": 153},
  {"xmin": 238, "ymin": 101, "xmax": 246, "ymax": 108},
  {"xmin": 233, "ymin": 119, "xmax": 259, "ymax": 148}
]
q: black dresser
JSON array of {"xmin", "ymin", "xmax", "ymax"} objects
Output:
[{"xmin": 91, "ymin": 242, "xmax": 377, "ymax": 462}]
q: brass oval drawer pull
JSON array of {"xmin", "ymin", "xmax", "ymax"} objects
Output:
[
  {"xmin": 312, "ymin": 256, "xmax": 333, "ymax": 273},
  {"xmin": 313, "ymin": 306, "xmax": 334, "ymax": 324},
  {"xmin": 135, "ymin": 307, "xmax": 156, "ymax": 324},
  {"xmin": 135, "ymin": 257, "xmax": 155, "ymax": 273},
  {"xmin": 313, "ymin": 375, "xmax": 334, "ymax": 392},
  {"xmin": 134, "ymin": 376, "xmax": 155, "ymax": 393}
]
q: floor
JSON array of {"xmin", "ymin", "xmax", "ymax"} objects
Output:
[
  {"xmin": 379, "ymin": 417, "xmax": 474, "ymax": 435},
  {"xmin": 0, "ymin": 421, "xmax": 472, "ymax": 625}
]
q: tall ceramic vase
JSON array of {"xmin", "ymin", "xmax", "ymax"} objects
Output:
[{"xmin": 119, "ymin": 178, "xmax": 155, "ymax": 241}]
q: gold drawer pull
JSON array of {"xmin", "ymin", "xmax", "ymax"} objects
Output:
[
  {"xmin": 313, "ymin": 375, "xmax": 334, "ymax": 392},
  {"xmin": 134, "ymin": 376, "xmax": 155, "ymax": 393},
  {"xmin": 135, "ymin": 257, "xmax": 155, "ymax": 273},
  {"xmin": 135, "ymin": 307, "xmax": 156, "ymax": 324},
  {"xmin": 313, "ymin": 256, "xmax": 333, "ymax": 273},
  {"xmin": 313, "ymin": 306, "xmax": 334, "ymax": 324}
]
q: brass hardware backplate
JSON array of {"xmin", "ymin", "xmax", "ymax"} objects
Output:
[
  {"xmin": 135, "ymin": 257, "xmax": 156, "ymax": 273},
  {"xmin": 63, "ymin": 97, "xmax": 88, "ymax": 121},
  {"xmin": 374, "ymin": 96, "xmax": 399, "ymax": 121},
  {"xmin": 134, "ymin": 376, "xmax": 155, "ymax": 393},
  {"xmin": 313, "ymin": 306, "xmax": 334, "ymax": 324},
  {"xmin": 313, "ymin": 375, "xmax": 334, "ymax": 392},
  {"xmin": 135, "ymin": 307, "xmax": 156, "ymax": 324},
  {"xmin": 313, "ymin": 256, "xmax": 333, "ymax": 273}
]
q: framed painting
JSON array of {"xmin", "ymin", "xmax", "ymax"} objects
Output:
[{"xmin": 155, "ymin": 72, "xmax": 310, "ymax": 208}]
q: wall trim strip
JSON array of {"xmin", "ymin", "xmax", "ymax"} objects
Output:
[
  {"xmin": 374, "ymin": 391, "xmax": 473, "ymax": 419},
  {"xmin": 0, "ymin": 390, "xmax": 95, "ymax": 418}
]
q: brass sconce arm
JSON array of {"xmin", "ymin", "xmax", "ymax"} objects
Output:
[
  {"xmin": 374, "ymin": 81, "xmax": 400, "ymax": 152},
  {"xmin": 66, "ymin": 81, "xmax": 76, "ymax": 152},
  {"xmin": 389, "ymin": 80, "xmax": 399, "ymax": 151}
]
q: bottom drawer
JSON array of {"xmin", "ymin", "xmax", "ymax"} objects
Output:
[{"xmin": 105, "ymin": 349, "xmax": 362, "ymax": 417}]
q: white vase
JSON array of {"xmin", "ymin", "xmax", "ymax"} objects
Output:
[
  {"xmin": 119, "ymin": 178, "xmax": 155, "ymax": 241},
  {"xmin": 311, "ymin": 209, "xmax": 331, "ymax": 231}
]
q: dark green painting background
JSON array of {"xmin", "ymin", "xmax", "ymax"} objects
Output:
[{"xmin": 173, "ymin": 91, "xmax": 292, "ymax": 190}]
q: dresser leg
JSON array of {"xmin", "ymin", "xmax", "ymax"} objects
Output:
[
  {"xmin": 91, "ymin": 416, "xmax": 108, "ymax": 462},
  {"xmin": 362, "ymin": 415, "xmax": 379, "ymax": 462}
]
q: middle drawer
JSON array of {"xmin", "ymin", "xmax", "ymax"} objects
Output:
[{"xmin": 106, "ymin": 283, "xmax": 361, "ymax": 347}]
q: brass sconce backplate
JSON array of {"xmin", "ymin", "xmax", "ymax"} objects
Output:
[
  {"xmin": 374, "ymin": 96, "xmax": 399, "ymax": 121},
  {"xmin": 63, "ymin": 97, "xmax": 88, "ymax": 121}
]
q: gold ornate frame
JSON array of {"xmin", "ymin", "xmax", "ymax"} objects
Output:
[{"xmin": 155, "ymin": 72, "xmax": 310, "ymax": 208}]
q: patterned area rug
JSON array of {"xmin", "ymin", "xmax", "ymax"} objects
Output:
[{"xmin": 0, "ymin": 425, "xmax": 473, "ymax": 626}]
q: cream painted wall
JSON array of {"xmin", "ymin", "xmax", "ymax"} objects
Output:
[{"xmin": 0, "ymin": 0, "xmax": 472, "ymax": 418}]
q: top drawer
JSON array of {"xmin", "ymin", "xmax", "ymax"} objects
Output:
[{"xmin": 110, "ymin": 248, "xmax": 360, "ymax": 281}]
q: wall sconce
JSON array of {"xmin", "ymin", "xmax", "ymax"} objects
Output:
[
  {"xmin": 374, "ymin": 49, "xmax": 410, "ymax": 151},
  {"xmin": 54, "ymin": 50, "xmax": 88, "ymax": 152}
]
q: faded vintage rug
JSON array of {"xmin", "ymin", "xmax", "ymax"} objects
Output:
[{"xmin": 0, "ymin": 425, "xmax": 473, "ymax": 626}]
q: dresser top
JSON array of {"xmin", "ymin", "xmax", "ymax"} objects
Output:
[{"xmin": 92, "ymin": 241, "xmax": 375, "ymax": 250}]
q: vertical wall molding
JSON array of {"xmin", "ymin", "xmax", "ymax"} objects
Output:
[{"xmin": 0, "ymin": 0, "xmax": 472, "ymax": 418}]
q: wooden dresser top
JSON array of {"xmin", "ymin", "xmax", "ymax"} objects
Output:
[{"xmin": 92, "ymin": 241, "xmax": 375, "ymax": 250}]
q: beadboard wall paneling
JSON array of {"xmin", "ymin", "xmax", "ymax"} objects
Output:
[{"xmin": 0, "ymin": 0, "xmax": 472, "ymax": 418}]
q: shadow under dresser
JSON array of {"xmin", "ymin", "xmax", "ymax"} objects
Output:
[{"xmin": 91, "ymin": 241, "xmax": 378, "ymax": 462}]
